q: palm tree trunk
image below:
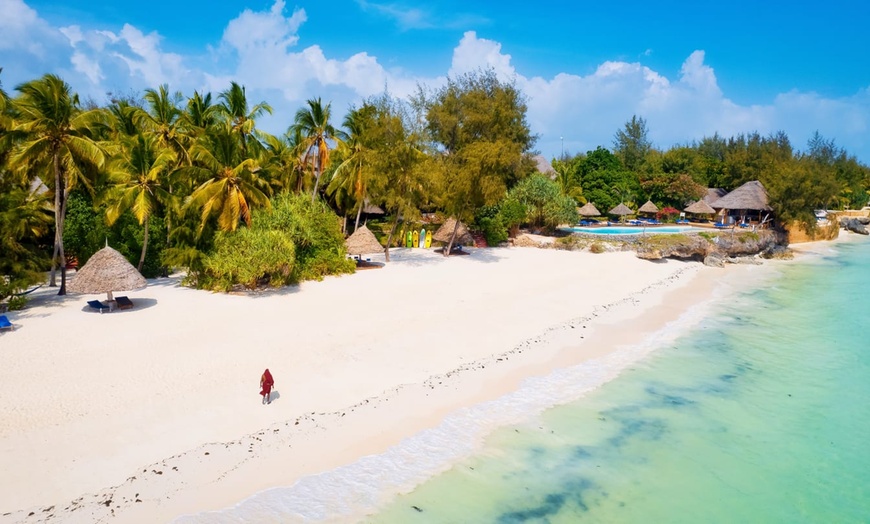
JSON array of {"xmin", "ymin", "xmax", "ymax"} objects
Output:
[
  {"xmin": 49, "ymin": 241, "xmax": 59, "ymax": 287},
  {"xmin": 50, "ymin": 153, "xmax": 62, "ymax": 287},
  {"xmin": 353, "ymin": 202, "xmax": 363, "ymax": 232},
  {"xmin": 138, "ymin": 219, "xmax": 149, "ymax": 272},
  {"xmin": 57, "ymin": 185, "xmax": 70, "ymax": 296}
]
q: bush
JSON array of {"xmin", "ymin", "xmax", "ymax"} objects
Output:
[
  {"xmin": 590, "ymin": 242, "xmax": 606, "ymax": 253},
  {"xmin": 195, "ymin": 193, "xmax": 355, "ymax": 291},
  {"xmin": 259, "ymin": 193, "xmax": 355, "ymax": 282},
  {"xmin": 478, "ymin": 215, "xmax": 508, "ymax": 246},
  {"xmin": 6, "ymin": 295, "xmax": 28, "ymax": 311},
  {"xmin": 200, "ymin": 229, "xmax": 296, "ymax": 291}
]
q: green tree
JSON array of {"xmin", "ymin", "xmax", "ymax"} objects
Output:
[
  {"xmin": 613, "ymin": 115, "xmax": 651, "ymax": 173},
  {"xmin": 423, "ymin": 70, "xmax": 535, "ymax": 254},
  {"xmin": 577, "ymin": 146, "xmax": 638, "ymax": 213},
  {"xmin": 11, "ymin": 74, "xmax": 106, "ymax": 294}
]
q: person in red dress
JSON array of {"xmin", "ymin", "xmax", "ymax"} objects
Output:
[{"xmin": 260, "ymin": 369, "xmax": 274, "ymax": 404}]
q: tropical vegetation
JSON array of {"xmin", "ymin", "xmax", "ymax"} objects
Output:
[{"xmin": 1, "ymin": 67, "xmax": 869, "ymax": 302}]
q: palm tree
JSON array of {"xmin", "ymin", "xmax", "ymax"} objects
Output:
[
  {"xmin": 183, "ymin": 126, "xmax": 271, "ymax": 233},
  {"xmin": 291, "ymin": 97, "xmax": 345, "ymax": 201},
  {"xmin": 138, "ymin": 84, "xmax": 188, "ymax": 164},
  {"xmin": 328, "ymin": 105, "xmax": 374, "ymax": 231},
  {"xmin": 105, "ymin": 134, "xmax": 174, "ymax": 271},
  {"xmin": 216, "ymin": 82, "xmax": 272, "ymax": 157},
  {"xmin": 11, "ymin": 74, "xmax": 105, "ymax": 294},
  {"xmin": 553, "ymin": 159, "xmax": 583, "ymax": 202},
  {"xmin": 182, "ymin": 90, "xmax": 218, "ymax": 135}
]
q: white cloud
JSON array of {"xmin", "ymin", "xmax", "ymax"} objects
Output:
[
  {"xmin": 355, "ymin": 1, "xmax": 489, "ymax": 31},
  {"xmin": 0, "ymin": 0, "xmax": 867, "ymax": 162}
]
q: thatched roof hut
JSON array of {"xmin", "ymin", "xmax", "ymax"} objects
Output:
[
  {"xmin": 684, "ymin": 199, "xmax": 716, "ymax": 215},
  {"xmin": 608, "ymin": 203, "xmax": 634, "ymax": 216},
  {"xmin": 711, "ymin": 180, "xmax": 771, "ymax": 211},
  {"xmin": 703, "ymin": 188, "xmax": 728, "ymax": 205},
  {"xmin": 638, "ymin": 200, "xmax": 659, "ymax": 214},
  {"xmin": 577, "ymin": 202, "xmax": 601, "ymax": 217},
  {"xmin": 433, "ymin": 217, "xmax": 474, "ymax": 245},
  {"xmin": 68, "ymin": 246, "xmax": 146, "ymax": 301},
  {"xmin": 532, "ymin": 154, "xmax": 557, "ymax": 178},
  {"xmin": 345, "ymin": 225, "xmax": 383, "ymax": 256}
]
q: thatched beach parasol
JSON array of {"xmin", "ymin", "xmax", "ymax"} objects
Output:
[
  {"xmin": 684, "ymin": 199, "xmax": 716, "ymax": 216},
  {"xmin": 608, "ymin": 203, "xmax": 634, "ymax": 216},
  {"xmin": 638, "ymin": 200, "xmax": 659, "ymax": 214},
  {"xmin": 345, "ymin": 225, "xmax": 384, "ymax": 256},
  {"xmin": 433, "ymin": 217, "xmax": 474, "ymax": 245},
  {"xmin": 577, "ymin": 202, "xmax": 601, "ymax": 217},
  {"xmin": 67, "ymin": 246, "xmax": 147, "ymax": 301}
]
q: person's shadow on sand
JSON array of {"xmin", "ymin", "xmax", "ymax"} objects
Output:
[{"xmin": 264, "ymin": 391, "xmax": 281, "ymax": 404}]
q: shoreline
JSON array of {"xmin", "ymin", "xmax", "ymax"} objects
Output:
[{"xmin": 0, "ymin": 239, "xmax": 854, "ymax": 523}]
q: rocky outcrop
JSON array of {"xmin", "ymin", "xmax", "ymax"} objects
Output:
[
  {"xmin": 638, "ymin": 229, "xmax": 785, "ymax": 266},
  {"xmin": 841, "ymin": 217, "xmax": 869, "ymax": 235},
  {"xmin": 703, "ymin": 252, "xmax": 725, "ymax": 267},
  {"xmin": 636, "ymin": 234, "xmax": 712, "ymax": 261}
]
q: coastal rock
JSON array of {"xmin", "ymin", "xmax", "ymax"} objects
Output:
[
  {"xmin": 636, "ymin": 234, "xmax": 712, "ymax": 261},
  {"xmin": 841, "ymin": 218, "xmax": 869, "ymax": 235},
  {"xmin": 703, "ymin": 252, "xmax": 725, "ymax": 268},
  {"xmin": 726, "ymin": 256, "xmax": 762, "ymax": 265},
  {"xmin": 761, "ymin": 245, "xmax": 794, "ymax": 260},
  {"xmin": 713, "ymin": 229, "xmax": 782, "ymax": 256}
]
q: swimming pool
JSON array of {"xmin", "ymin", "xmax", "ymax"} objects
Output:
[{"xmin": 567, "ymin": 226, "xmax": 700, "ymax": 235}]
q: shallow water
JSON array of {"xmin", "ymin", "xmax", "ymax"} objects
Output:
[{"xmin": 371, "ymin": 240, "xmax": 870, "ymax": 523}]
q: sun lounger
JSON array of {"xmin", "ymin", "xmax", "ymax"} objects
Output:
[
  {"xmin": 0, "ymin": 315, "xmax": 13, "ymax": 331},
  {"xmin": 116, "ymin": 296, "xmax": 134, "ymax": 310},
  {"xmin": 714, "ymin": 222, "xmax": 730, "ymax": 229},
  {"xmin": 87, "ymin": 300, "xmax": 111, "ymax": 313}
]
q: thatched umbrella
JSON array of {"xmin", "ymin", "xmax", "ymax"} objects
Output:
[
  {"xmin": 345, "ymin": 225, "xmax": 383, "ymax": 256},
  {"xmin": 577, "ymin": 202, "xmax": 601, "ymax": 217},
  {"xmin": 608, "ymin": 203, "xmax": 633, "ymax": 216},
  {"xmin": 68, "ymin": 246, "xmax": 146, "ymax": 301},
  {"xmin": 638, "ymin": 200, "xmax": 659, "ymax": 215},
  {"xmin": 684, "ymin": 199, "xmax": 716, "ymax": 216},
  {"xmin": 433, "ymin": 217, "xmax": 474, "ymax": 245}
]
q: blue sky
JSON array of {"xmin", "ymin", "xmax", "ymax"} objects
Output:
[{"xmin": 3, "ymin": 0, "xmax": 869, "ymax": 162}]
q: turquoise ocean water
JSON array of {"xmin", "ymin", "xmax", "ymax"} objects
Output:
[
  {"xmin": 180, "ymin": 239, "xmax": 869, "ymax": 523},
  {"xmin": 371, "ymin": 239, "xmax": 870, "ymax": 523}
]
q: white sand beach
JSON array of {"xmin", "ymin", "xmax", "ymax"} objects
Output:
[{"xmin": 1, "ymin": 245, "xmax": 777, "ymax": 522}]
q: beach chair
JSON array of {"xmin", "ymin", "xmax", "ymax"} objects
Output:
[
  {"xmin": 714, "ymin": 222, "xmax": 729, "ymax": 229},
  {"xmin": 0, "ymin": 315, "xmax": 13, "ymax": 332},
  {"xmin": 116, "ymin": 296, "xmax": 134, "ymax": 310},
  {"xmin": 87, "ymin": 300, "xmax": 111, "ymax": 314}
]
